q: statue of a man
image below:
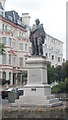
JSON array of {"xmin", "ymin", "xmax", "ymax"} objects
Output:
[{"xmin": 29, "ymin": 19, "xmax": 46, "ymax": 56}]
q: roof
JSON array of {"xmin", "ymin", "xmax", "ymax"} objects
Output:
[
  {"xmin": 5, "ymin": 10, "xmax": 19, "ymax": 23},
  {"xmin": 46, "ymin": 33, "xmax": 64, "ymax": 44},
  {"xmin": 5, "ymin": 10, "xmax": 26, "ymax": 28},
  {"xmin": 0, "ymin": 2, "xmax": 4, "ymax": 10}
]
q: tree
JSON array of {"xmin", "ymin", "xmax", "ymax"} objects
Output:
[
  {"xmin": 0, "ymin": 42, "xmax": 5, "ymax": 55},
  {"xmin": 47, "ymin": 64, "xmax": 57, "ymax": 84},
  {"xmin": 62, "ymin": 60, "xmax": 68, "ymax": 77},
  {"xmin": 51, "ymin": 77, "xmax": 68, "ymax": 93},
  {"xmin": 56, "ymin": 65, "xmax": 66, "ymax": 82},
  {"xmin": 47, "ymin": 64, "xmax": 66, "ymax": 84}
]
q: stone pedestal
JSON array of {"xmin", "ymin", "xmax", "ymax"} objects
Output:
[
  {"xmin": 12, "ymin": 56, "xmax": 62, "ymax": 107},
  {"xmin": 24, "ymin": 56, "xmax": 51, "ymax": 97}
]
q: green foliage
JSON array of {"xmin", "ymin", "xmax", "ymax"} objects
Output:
[
  {"xmin": 0, "ymin": 79, "xmax": 10, "ymax": 85},
  {"xmin": 22, "ymin": 71, "xmax": 27, "ymax": 77},
  {"xmin": 0, "ymin": 42, "xmax": 5, "ymax": 55},
  {"xmin": 6, "ymin": 80, "xmax": 10, "ymax": 85},
  {"xmin": 66, "ymin": 61, "xmax": 68, "ymax": 77},
  {"xmin": 51, "ymin": 77, "xmax": 68, "ymax": 93},
  {"xmin": 56, "ymin": 65, "xmax": 66, "ymax": 82},
  {"xmin": 51, "ymin": 85, "xmax": 62, "ymax": 93},
  {"xmin": 0, "ymin": 79, "xmax": 6, "ymax": 85},
  {"xmin": 65, "ymin": 77, "xmax": 68, "ymax": 92},
  {"xmin": 47, "ymin": 64, "xmax": 57, "ymax": 84},
  {"xmin": 47, "ymin": 64, "xmax": 65, "ymax": 84},
  {"xmin": 62, "ymin": 60, "xmax": 68, "ymax": 77}
]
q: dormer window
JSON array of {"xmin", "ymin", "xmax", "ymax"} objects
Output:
[{"xmin": 8, "ymin": 16, "xmax": 12, "ymax": 21}]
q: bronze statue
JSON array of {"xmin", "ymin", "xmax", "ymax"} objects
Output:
[{"xmin": 29, "ymin": 19, "xmax": 46, "ymax": 56}]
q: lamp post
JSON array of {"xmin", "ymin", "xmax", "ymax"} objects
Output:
[{"xmin": 20, "ymin": 71, "xmax": 22, "ymax": 87}]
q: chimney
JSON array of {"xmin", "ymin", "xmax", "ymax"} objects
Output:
[
  {"xmin": 0, "ymin": 0, "xmax": 6, "ymax": 10},
  {"xmin": 22, "ymin": 13, "xmax": 31, "ymax": 26}
]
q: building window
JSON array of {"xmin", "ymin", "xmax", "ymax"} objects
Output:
[
  {"xmin": 52, "ymin": 55, "xmax": 54, "ymax": 60},
  {"xmin": 20, "ymin": 58, "xmax": 23, "ymax": 67},
  {"xmin": 2, "ymin": 37, "xmax": 6, "ymax": 45},
  {"xmin": 48, "ymin": 46, "xmax": 50, "ymax": 49},
  {"xmin": 13, "ymin": 57, "xmax": 15, "ymax": 64},
  {"xmin": 2, "ymin": 54, "xmax": 6, "ymax": 65},
  {"xmin": 5, "ymin": 25, "xmax": 7, "ymax": 30},
  {"xmin": 51, "ymin": 47, "xmax": 53, "ymax": 50},
  {"xmin": 25, "ymin": 44, "xmax": 27, "ymax": 51},
  {"xmin": 9, "ymin": 55, "xmax": 11, "ymax": 64},
  {"xmin": 9, "ymin": 72, "xmax": 11, "ymax": 81},
  {"xmin": 2, "ymin": 24, "xmax": 4, "ymax": 30},
  {"xmin": 22, "ymin": 33, "xmax": 23, "ymax": 37},
  {"xmin": 9, "ymin": 38, "xmax": 12, "ymax": 46},
  {"xmin": 19, "ymin": 43, "xmax": 23, "ymax": 50},
  {"xmin": 51, "ymin": 39, "xmax": 53, "ymax": 43},
  {"xmin": 2, "ymin": 72, "xmax": 6, "ymax": 79},
  {"xmin": 58, "ymin": 57, "xmax": 60, "ymax": 62},
  {"xmin": 58, "ymin": 41, "xmax": 60, "ymax": 45},
  {"xmin": 19, "ymin": 32, "xmax": 21, "ymax": 37},
  {"xmin": 46, "ymin": 53, "xmax": 48, "ymax": 59},
  {"xmin": 58, "ymin": 50, "xmax": 60, "ymax": 53},
  {"xmin": 13, "ymin": 41, "xmax": 15, "ymax": 49},
  {"xmin": 49, "ymin": 53, "xmax": 50, "ymax": 58}
]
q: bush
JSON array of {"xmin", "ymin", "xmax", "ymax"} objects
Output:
[
  {"xmin": 51, "ymin": 77, "xmax": 68, "ymax": 93},
  {"xmin": 6, "ymin": 80, "xmax": 10, "ymax": 85},
  {"xmin": 22, "ymin": 71, "xmax": 27, "ymax": 77},
  {"xmin": 65, "ymin": 77, "xmax": 68, "ymax": 92},
  {"xmin": 0, "ymin": 79, "xmax": 6, "ymax": 85},
  {"xmin": 0, "ymin": 79, "xmax": 10, "ymax": 85},
  {"xmin": 51, "ymin": 85, "xmax": 62, "ymax": 93}
]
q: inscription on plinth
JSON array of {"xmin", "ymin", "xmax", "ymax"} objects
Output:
[{"xmin": 29, "ymin": 69, "xmax": 41, "ymax": 83}]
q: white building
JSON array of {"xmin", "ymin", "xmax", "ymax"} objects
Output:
[{"xmin": 43, "ymin": 34, "xmax": 63, "ymax": 67}]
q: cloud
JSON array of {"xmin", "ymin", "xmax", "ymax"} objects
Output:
[{"xmin": 5, "ymin": 0, "xmax": 66, "ymax": 58}]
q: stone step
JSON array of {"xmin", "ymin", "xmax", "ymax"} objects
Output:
[
  {"xmin": 19, "ymin": 96, "xmax": 47, "ymax": 101},
  {"xmin": 11, "ymin": 95, "xmax": 62, "ymax": 107},
  {"xmin": 50, "ymin": 101, "xmax": 63, "ymax": 107},
  {"xmin": 15, "ymin": 97, "xmax": 59, "ymax": 105},
  {"xmin": 47, "ymin": 94, "xmax": 55, "ymax": 100},
  {"xmin": 15, "ymin": 96, "xmax": 48, "ymax": 105},
  {"xmin": 48, "ymin": 98, "xmax": 59, "ymax": 104}
]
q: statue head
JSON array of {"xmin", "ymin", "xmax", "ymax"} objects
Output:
[{"xmin": 35, "ymin": 18, "xmax": 40, "ymax": 25}]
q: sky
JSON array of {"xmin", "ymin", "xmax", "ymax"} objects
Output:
[{"xmin": 5, "ymin": 0, "xmax": 67, "ymax": 59}]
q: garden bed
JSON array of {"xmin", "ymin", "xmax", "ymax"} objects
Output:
[{"xmin": 2, "ymin": 104, "xmax": 67, "ymax": 119}]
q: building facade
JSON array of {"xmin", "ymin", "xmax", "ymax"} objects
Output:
[
  {"xmin": 43, "ymin": 34, "xmax": 63, "ymax": 67},
  {"xmin": 0, "ymin": 0, "xmax": 30, "ymax": 85}
]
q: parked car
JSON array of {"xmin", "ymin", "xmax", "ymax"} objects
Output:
[
  {"xmin": 2, "ymin": 88, "xmax": 19, "ymax": 99},
  {"xmin": 18, "ymin": 88, "xmax": 24, "ymax": 96},
  {"xmin": 1, "ymin": 88, "xmax": 8, "ymax": 99}
]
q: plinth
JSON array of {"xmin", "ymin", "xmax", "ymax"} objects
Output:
[{"xmin": 12, "ymin": 56, "xmax": 62, "ymax": 107}]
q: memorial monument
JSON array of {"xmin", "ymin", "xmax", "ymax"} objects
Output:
[
  {"xmin": 12, "ymin": 19, "xmax": 62, "ymax": 107},
  {"xmin": 29, "ymin": 18, "xmax": 45, "ymax": 56}
]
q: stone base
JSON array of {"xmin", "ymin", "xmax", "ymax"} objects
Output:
[
  {"xmin": 23, "ymin": 84, "xmax": 51, "ymax": 96},
  {"xmin": 11, "ymin": 84, "xmax": 62, "ymax": 107},
  {"xmin": 11, "ymin": 56, "xmax": 62, "ymax": 107},
  {"xmin": 11, "ymin": 95, "xmax": 62, "ymax": 107}
]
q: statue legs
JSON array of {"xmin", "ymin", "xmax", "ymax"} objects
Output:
[
  {"xmin": 35, "ymin": 38, "xmax": 39, "ymax": 55},
  {"xmin": 39, "ymin": 44, "xmax": 43, "ymax": 55}
]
